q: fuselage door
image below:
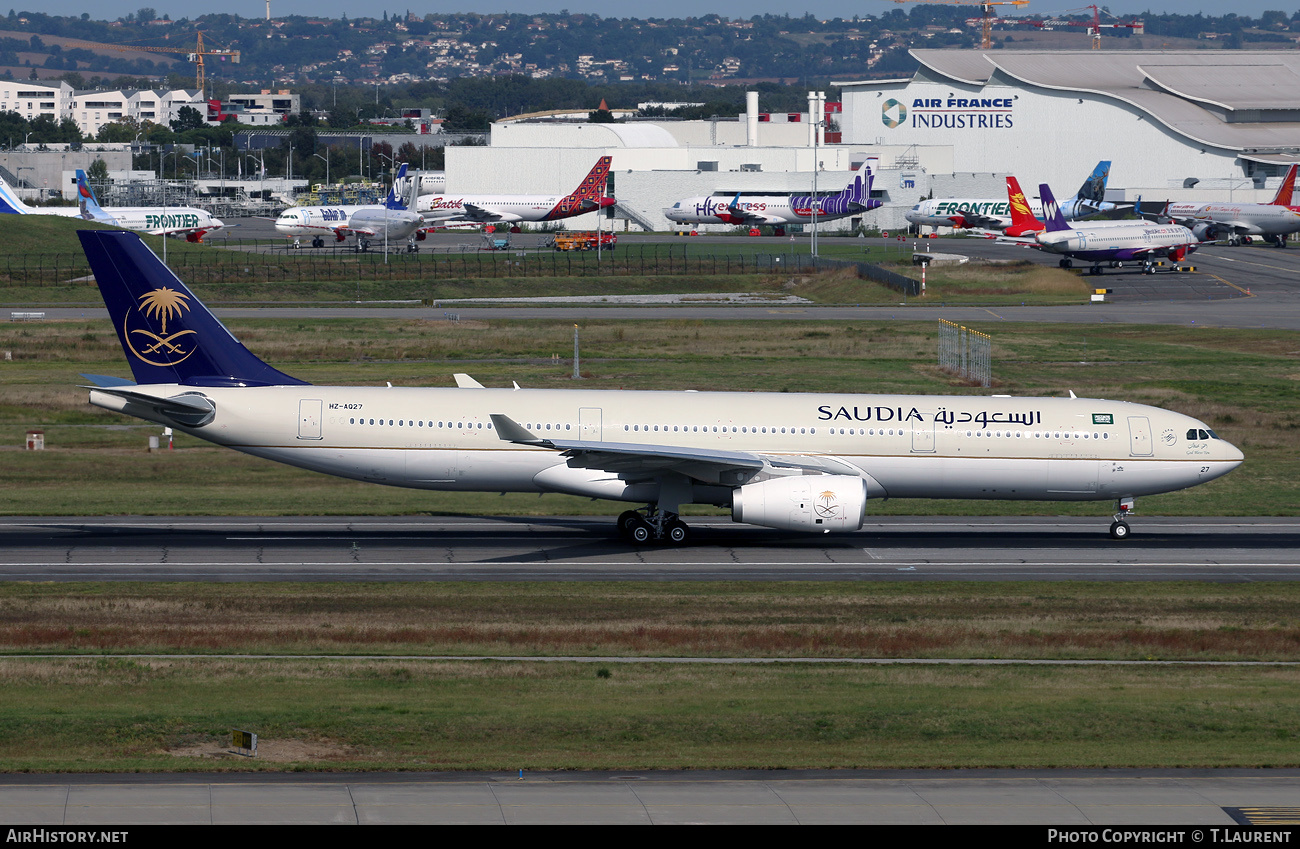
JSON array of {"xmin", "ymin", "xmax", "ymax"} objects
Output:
[
  {"xmin": 1127, "ymin": 415, "xmax": 1153, "ymax": 457},
  {"xmin": 298, "ymin": 399, "xmax": 323, "ymax": 440},
  {"xmin": 911, "ymin": 420, "xmax": 936, "ymax": 453},
  {"xmin": 580, "ymin": 407, "xmax": 602, "ymax": 443}
]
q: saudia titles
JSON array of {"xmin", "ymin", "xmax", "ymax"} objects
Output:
[
  {"xmin": 882, "ymin": 97, "xmax": 1014, "ymax": 130},
  {"xmin": 124, "ymin": 287, "xmax": 196, "ymax": 367}
]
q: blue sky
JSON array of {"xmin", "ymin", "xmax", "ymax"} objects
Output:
[{"xmin": 13, "ymin": 3, "xmax": 1300, "ymax": 22}]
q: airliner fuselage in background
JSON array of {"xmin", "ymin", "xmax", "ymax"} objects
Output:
[
  {"xmin": 417, "ymin": 156, "xmax": 615, "ymax": 229},
  {"xmin": 77, "ymin": 230, "xmax": 1242, "ymax": 544}
]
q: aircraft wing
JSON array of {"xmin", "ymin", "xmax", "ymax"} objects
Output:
[
  {"xmin": 490, "ymin": 414, "xmax": 862, "ymax": 485},
  {"xmin": 724, "ymin": 206, "xmax": 787, "ymax": 226},
  {"xmin": 442, "ymin": 203, "xmax": 524, "ymax": 224}
]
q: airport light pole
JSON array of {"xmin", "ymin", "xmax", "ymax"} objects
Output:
[{"xmin": 312, "ymin": 152, "xmax": 329, "ymax": 192}]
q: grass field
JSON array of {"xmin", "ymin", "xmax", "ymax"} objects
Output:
[
  {"xmin": 0, "ymin": 216, "xmax": 1093, "ymax": 306},
  {"xmin": 2, "ymin": 582, "xmax": 1300, "ymax": 771}
]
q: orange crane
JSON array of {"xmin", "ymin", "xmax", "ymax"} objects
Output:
[
  {"xmin": 888, "ymin": 1, "xmax": 1032, "ymax": 50},
  {"xmin": 59, "ymin": 32, "xmax": 240, "ymax": 98}
]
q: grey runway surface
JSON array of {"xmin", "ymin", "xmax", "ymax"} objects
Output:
[
  {"xmin": 3, "ymin": 515, "xmax": 1299, "ymax": 582},
  {"xmin": 2, "ymin": 769, "xmax": 1299, "ymax": 825}
]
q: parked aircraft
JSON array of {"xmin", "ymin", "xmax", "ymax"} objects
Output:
[
  {"xmin": 998, "ymin": 175, "xmax": 1136, "ymax": 238},
  {"xmin": 0, "ymin": 171, "xmax": 223, "ymax": 241},
  {"xmin": 907, "ymin": 161, "xmax": 1123, "ymax": 231},
  {"xmin": 663, "ymin": 162, "xmax": 879, "ymax": 235},
  {"xmin": 1012, "ymin": 183, "xmax": 1201, "ymax": 275},
  {"xmin": 1140, "ymin": 164, "xmax": 1300, "ymax": 247},
  {"xmin": 274, "ymin": 163, "xmax": 425, "ymax": 251},
  {"xmin": 76, "ymin": 229, "xmax": 1242, "ymax": 543},
  {"xmin": 417, "ymin": 156, "xmax": 615, "ymax": 231},
  {"xmin": 393, "ymin": 170, "xmax": 446, "ymax": 198}
]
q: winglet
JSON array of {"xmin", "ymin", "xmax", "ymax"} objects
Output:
[
  {"xmin": 489, "ymin": 413, "xmax": 549, "ymax": 445},
  {"xmin": 453, "ymin": 373, "xmax": 485, "ymax": 388}
]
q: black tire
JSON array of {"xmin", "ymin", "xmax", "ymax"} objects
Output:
[
  {"xmin": 1110, "ymin": 521, "xmax": 1131, "ymax": 540},
  {"xmin": 667, "ymin": 520, "xmax": 689, "ymax": 545},
  {"xmin": 629, "ymin": 522, "xmax": 652, "ymax": 545},
  {"xmin": 616, "ymin": 510, "xmax": 641, "ymax": 538}
]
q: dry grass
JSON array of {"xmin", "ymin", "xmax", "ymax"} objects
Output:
[{"xmin": 2, "ymin": 582, "xmax": 1299, "ymax": 660}]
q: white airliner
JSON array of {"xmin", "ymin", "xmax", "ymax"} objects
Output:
[
  {"xmin": 416, "ymin": 156, "xmax": 615, "ymax": 231},
  {"xmin": 1014, "ymin": 183, "xmax": 1202, "ymax": 275},
  {"xmin": 77, "ymin": 229, "xmax": 1242, "ymax": 543},
  {"xmin": 274, "ymin": 163, "xmax": 426, "ymax": 251},
  {"xmin": 0, "ymin": 170, "xmax": 224, "ymax": 242},
  {"xmin": 1141, "ymin": 164, "xmax": 1300, "ymax": 247},
  {"xmin": 907, "ymin": 161, "xmax": 1124, "ymax": 232},
  {"xmin": 663, "ymin": 162, "xmax": 879, "ymax": 235}
]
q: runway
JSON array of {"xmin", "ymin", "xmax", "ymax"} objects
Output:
[{"xmin": 4, "ymin": 516, "xmax": 1298, "ymax": 582}]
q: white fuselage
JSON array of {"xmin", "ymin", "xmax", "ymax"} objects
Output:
[
  {"xmin": 1164, "ymin": 201, "xmax": 1300, "ymax": 238},
  {"xmin": 664, "ymin": 195, "xmax": 830, "ymax": 226},
  {"xmin": 274, "ymin": 205, "xmax": 422, "ymax": 241},
  {"xmin": 1036, "ymin": 222, "xmax": 1197, "ymax": 260},
  {"xmin": 99, "ymin": 207, "xmax": 224, "ymax": 237},
  {"xmin": 418, "ymin": 194, "xmax": 563, "ymax": 224},
  {"xmin": 89, "ymin": 384, "xmax": 1242, "ymax": 509},
  {"xmin": 907, "ymin": 197, "xmax": 1118, "ymax": 230}
]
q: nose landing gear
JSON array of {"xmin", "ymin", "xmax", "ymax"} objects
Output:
[{"xmin": 1110, "ymin": 497, "xmax": 1135, "ymax": 540}]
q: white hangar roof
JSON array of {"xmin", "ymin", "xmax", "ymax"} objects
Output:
[{"xmin": 837, "ymin": 50, "xmax": 1300, "ymax": 162}]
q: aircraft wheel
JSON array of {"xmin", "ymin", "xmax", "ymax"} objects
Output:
[
  {"xmin": 1145, "ymin": 265, "xmax": 1156, "ymax": 275},
  {"xmin": 628, "ymin": 520, "xmax": 653, "ymax": 545},
  {"xmin": 667, "ymin": 519, "xmax": 689, "ymax": 545},
  {"xmin": 1109, "ymin": 521, "xmax": 1131, "ymax": 540},
  {"xmin": 1059, "ymin": 258, "xmax": 1072, "ymax": 269},
  {"xmin": 616, "ymin": 510, "xmax": 641, "ymax": 539}
]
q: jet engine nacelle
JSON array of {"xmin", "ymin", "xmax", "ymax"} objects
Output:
[
  {"xmin": 1189, "ymin": 222, "xmax": 1221, "ymax": 242},
  {"xmin": 731, "ymin": 474, "xmax": 867, "ymax": 533}
]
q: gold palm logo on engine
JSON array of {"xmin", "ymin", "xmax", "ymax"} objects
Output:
[
  {"xmin": 124, "ymin": 287, "xmax": 197, "ymax": 366},
  {"xmin": 815, "ymin": 490, "xmax": 842, "ymax": 519}
]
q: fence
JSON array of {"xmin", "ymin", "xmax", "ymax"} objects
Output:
[
  {"xmin": 0, "ymin": 242, "xmax": 920, "ymax": 295},
  {"xmin": 938, "ymin": 319, "xmax": 992, "ymax": 387}
]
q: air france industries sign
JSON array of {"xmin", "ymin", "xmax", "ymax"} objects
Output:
[{"xmin": 883, "ymin": 96, "xmax": 1014, "ymax": 130}]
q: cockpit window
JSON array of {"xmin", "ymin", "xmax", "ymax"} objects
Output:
[{"xmin": 1186, "ymin": 428, "xmax": 1218, "ymax": 441}]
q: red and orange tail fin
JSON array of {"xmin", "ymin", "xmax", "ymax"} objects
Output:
[
  {"xmin": 1005, "ymin": 176, "xmax": 1043, "ymax": 236},
  {"xmin": 1270, "ymin": 164, "xmax": 1297, "ymax": 206},
  {"xmin": 571, "ymin": 155, "xmax": 613, "ymax": 202}
]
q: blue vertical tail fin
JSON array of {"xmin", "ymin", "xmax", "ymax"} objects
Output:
[
  {"xmin": 1038, "ymin": 183, "xmax": 1072, "ymax": 232},
  {"xmin": 79, "ymin": 230, "xmax": 308, "ymax": 387},
  {"xmin": 385, "ymin": 163, "xmax": 410, "ymax": 210},
  {"xmin": 1074, "ymin": 161, "xmax": 1111, "ymax": 205},
  {"xmin": 0, "ymin": 175, "xmax": 33, "ymax": 214}
]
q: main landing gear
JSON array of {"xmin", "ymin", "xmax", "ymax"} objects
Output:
[
  {"xmin": 1109, "ymin": 497, "xmax": 1135, "ymax": 540},
  {"xmin": 617, "ymin": 508, "xmax": 690, "ymax": 545}
]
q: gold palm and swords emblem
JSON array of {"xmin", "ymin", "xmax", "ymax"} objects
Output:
[{"xmin": 125, "ymin": 287, "xmax": 197, "ymax": 366}]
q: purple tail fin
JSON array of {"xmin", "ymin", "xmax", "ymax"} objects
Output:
[{"xmin": 1038, "ymin": 183, "xmax": 1072, "ymax": 233}]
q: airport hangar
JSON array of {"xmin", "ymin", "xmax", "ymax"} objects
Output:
[
  {"xmin": 835, "ymin": 49, "xmax": 1300, "ymax": 215},
  {"xmin": 444, "ymin": 94, "xmax": 955, "ymax": 234}
]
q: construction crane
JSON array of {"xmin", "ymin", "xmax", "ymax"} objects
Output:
[
  {"xmin": 59, "ymin": 32, "xmax": 240, "ymax": 99},
  {"xmin": 888, "ymin": 1, "xmax": 1032, "ymax": 50},
  {"xmin": 1020, "ymin": 5, "xmax": 1144, "ymax": 49}
]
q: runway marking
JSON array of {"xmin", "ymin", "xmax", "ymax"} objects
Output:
[
  {"xmin": 1203, "ymin": 272, "xmax": 1254, "ymax": 297},
  {"xmin": 5, "ymin": 653, "xmax": 1299, "ymax": 666},
  {"xmin": 1204, "ymin": 254, "xmax": 1298, "ymax": 274}
]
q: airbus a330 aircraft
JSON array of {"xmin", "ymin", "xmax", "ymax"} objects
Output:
[
  {"xmin": 663, "ymin": 162, "xmax": 879, "ymax": 235},
  {"xmin": 0, "ymin": 171, "xmax": 223, "ymax": 241},
  {"xmin": 417, "ymin": 156, "xmax": 615, "ymax": 232},
  {"xmin": 1005, "ymin": 183, "xmax": 1202, "ymax": 275},
  {"xmin": 77, "ymin": 229, "xmax": 1242, "ymax": 543},
  {"xmin": 1140, "ymin": 164, "xmax": 1300, "ymax": 247},
  {"xmin": 274, "ymin": 163, "xmax": 425, "ymax": 251},
  {"xmin": 907, "ymin": 161, "xmax": 1123, "ymax": 232}
]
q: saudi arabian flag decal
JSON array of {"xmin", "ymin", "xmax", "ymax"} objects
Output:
[{"xmin": 882, "ymin": 99, "xmax": 908, "ymax": 128}]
